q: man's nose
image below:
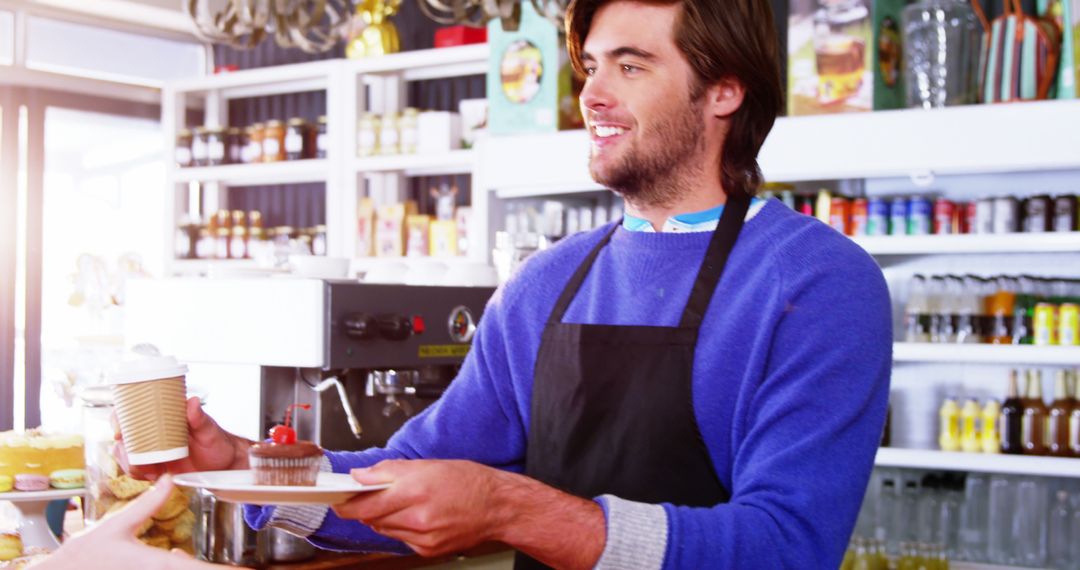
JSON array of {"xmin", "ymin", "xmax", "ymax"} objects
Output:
[{"xmin": 579, "ymin": 71, "xmax": 614, "ymax": 112}]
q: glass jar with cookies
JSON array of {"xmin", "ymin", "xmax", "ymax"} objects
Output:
[{"xmin": 80, "ymin": 386, "xmax": 196, "ymax": 555}]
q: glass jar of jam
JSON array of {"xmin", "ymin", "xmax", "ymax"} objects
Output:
[
  {"xmin": 312, "ymin": 225, "xmax": 328, "ymax": 256},
  {"xmin": 379, "ymin": 112, "xmax": 400, "ymax": 155},
  {"xmin": 192, "ymin": 127, "xmax": 209, "ymax": 167},
  {"xmin": 285, "ymin": 118, "xmax": 309, "ymax": 161},
  {"xmin": 225, "ymin": 127, "xmax": 244, "ymax": 165},
  {"xmin": 245, "ymin": 123, "xmax": 264, "ymax": 164},
  {"xmin": 175, "ymin": 128, "xmax": 193, "ymax": 168},
  {"xmin": 263, "ymin": 120, "xmax": 286, "ymax": 163},
  {"xmin": 205, "ymin": 126, "xmax": 226, "ymax": 166},
  {"xmin": 357, "ymin": 114, "xmax": 380, "ymax": 157},
  {"xmin": 399, "ymin": 108, "xmax": 419, "ymax": 155},
  {"xmin": 315, "ymin": 116, "xmax": 328, "ymax": 159}
]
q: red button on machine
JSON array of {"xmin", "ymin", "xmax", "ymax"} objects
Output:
[{"xmin": 411, "ymin": 315, "xmax": 425, "ymax": 334}]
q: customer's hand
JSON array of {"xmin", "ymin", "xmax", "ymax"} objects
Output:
[
  {"xmin": 40, "ymin": 475, "xmax": 233, "ymax": 570},
  {"xmin": 115, "ymin": 397, "xmax": 253, "ymax": 480}
]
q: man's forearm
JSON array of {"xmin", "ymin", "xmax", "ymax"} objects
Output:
[{"xmin": 490, "ymin": 472, "xmax": 605, "ymax": 570}]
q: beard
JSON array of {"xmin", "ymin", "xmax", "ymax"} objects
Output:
[{"xmin": 587, "ymin": 94, "xmax": 707, "ymax": 209}]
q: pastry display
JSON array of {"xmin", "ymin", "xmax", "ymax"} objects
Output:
[
  {"xmin": 0, "ymin": 430, "xmax": 84, "ymax": 479},
  {"xmin": 0, "ymin": 533, "xmax": 21, "ymax": 562},
  {"xmin": 249, "ymin": 404, "xmax": 322, "ymax": 486}
]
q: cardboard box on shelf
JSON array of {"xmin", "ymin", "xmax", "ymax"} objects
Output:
[
  {"xmin": 375, "ymin": 201, "xmax": 418, "ymax": 257},
  {"xmin": 788, "ymin": 0, "xmax": 874, "ymax": 115},
  {"xmin": 487, "ymin": 2, "xmax": 584, "ymax": 134},
  {"xmin": 430, "ymin": 220, "xmax": 459, "ymax": 257},
  {"xmin": 417, "ymin": 112, "xmax": 462, "ymax": 154},
  {"xmin": 406, "ymin": 215, "xmax": 432, "ymax": 257},
  {"xmin": 357, "ymin": 198, "xmax": 375, "ymax": 257},
  {"xmin": 434, "ymin": 25, "xmax": 487, "ymax": 48}
]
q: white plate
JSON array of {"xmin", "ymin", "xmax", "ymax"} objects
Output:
[{"xmin": 173, "ymin": 470, "xmax": 390, "ymax": 505}]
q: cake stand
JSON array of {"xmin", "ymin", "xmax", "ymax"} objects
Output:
[{"xmin": 0, "ymin": 488, "xmax": 85, "ymax": 550}]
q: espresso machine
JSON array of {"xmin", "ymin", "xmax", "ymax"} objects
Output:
[
  {"xmin": 124, "ymin": 278, "xmax": 495, "ymax": 565},
  {"xmin": 261, "ymin": 281, "xmax": 495, "ymax": 453}
]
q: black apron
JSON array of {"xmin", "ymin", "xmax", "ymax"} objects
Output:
[{"xmin": 515, "ymin": 193, "xmax": 751, "ymax": 569}]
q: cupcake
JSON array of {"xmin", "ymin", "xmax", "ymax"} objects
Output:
[{"xmin": 249, "ymin": 404, "xmax": 321, "ymax": 486}]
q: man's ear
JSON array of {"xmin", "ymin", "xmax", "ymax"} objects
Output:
[{"xmin": 705, "ymin": 78, "xmax": 745, "ymax": 119}]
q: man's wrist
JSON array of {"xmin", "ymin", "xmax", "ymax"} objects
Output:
[
  {"xmin": 489, "ymin": 472, "xmax": 605, "ymax": 569},
  {"xmin": 230, "ymin": 435, "xmax": 254, "ymax": 470}
]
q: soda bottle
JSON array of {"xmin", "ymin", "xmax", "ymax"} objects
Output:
[
  {"xmin": 999, "ymin": 370, "xmax": 1024, "ymax": 455},
  {"xmin": 959, "ymin": 398, "xmax": 981, "ymax": 452},
  {"xmin": 928, "ymin": 276, "xmax": 947, "ymax": 343},
  {"xmin": 841, "ymin": 539, "xmax": 856, "ymax": 570},
  {"xmin": 1021, "ymin": 370, "xmax": 1048, "ymax": 456},
  {"xmin": 957, "ymin": 275, "xmax": 983, "ymax": 343},
  {"xmin": 980, "ymin": 399, "xmax": 1001, "ymax": 453},
  {"xmin": 986, "ymin": 276, "xmax": 1016, "ymax": 344},
  {"xmin": 905, "ymin": 275, "xmax": 932, "ymax": 343},
  {"xmin": 938, "ymin": 397, "xmax": 961, "ymax": 452},
  {"xmin": 1047, "ymin": 370, "xmax": 1073, "ymax": 456}
]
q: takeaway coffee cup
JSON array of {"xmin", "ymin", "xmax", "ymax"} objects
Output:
[{"xmin": 108, "ymin": 350, "xmax": 190, "ymax": 465}]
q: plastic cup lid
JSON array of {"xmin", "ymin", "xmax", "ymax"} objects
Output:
[{"xmin": 108, "ymin": 345, "xmax": 189, "ymax": 385}]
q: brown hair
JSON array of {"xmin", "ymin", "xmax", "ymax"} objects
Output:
[{"xmin": 565, "ymin": 0, "xmax": 782, "ymax": 197}]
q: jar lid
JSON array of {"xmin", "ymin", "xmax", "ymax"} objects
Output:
[
  {"xmin": 193, "ymin": 126, "xmax": 207, "ymax": 134},
  {"xmin": 317, "ymin": 115, "xmax": 327, "ymax": 124},
  {"xmin": 314, "ymin": 224, "xmax": 327, "ymax": 232},
  {"xmin": 231, "ymin": 226, "xmax": 247, "ymax": 236},
  {"xmin": 287, "ymin": 117, "xmax": 308, "ymax": 126},
  {"xmin": 178, "ymin": 128, "xmax": 193, "ymax": 137},
  {"xmin": 226, "ymin": 127, "xmax": 242, "ymax": 135},
  {"xmin": 265, "ymin": 119, "xmax": 284, "ymax": 127},
  {"xmin": 205, "ymin": 125, "xmax": 224, "ymax": 134},
  {"xmin": 216, "ymin": 228, "xmax": 230, "ymax": 236},
  {"xmin": 403, "ymin": 107, "xmax": 420, "ymax": 116},
  {"xmin": 108, "ymin": 347, "xmax": 189, "ymax": 385}
]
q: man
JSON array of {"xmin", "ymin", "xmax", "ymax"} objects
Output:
[{"xmin": 126, "ymin": 0, "xmax": 892, "ymax": 567}]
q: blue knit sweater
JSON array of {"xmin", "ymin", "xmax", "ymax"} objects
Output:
[{"xmin": 248, "ymin": 199, "xmax": 893, "ymax": 569}]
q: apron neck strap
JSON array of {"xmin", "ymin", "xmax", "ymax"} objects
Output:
[
  {"xmin": 678, "ymin": 192, "xmax": 751, "ymax": 328},
  {"xmin": 547, "ymin": 221, "xmax": 621, "ymax": 325}
]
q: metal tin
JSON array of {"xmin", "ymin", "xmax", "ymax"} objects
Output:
[
  {"xmin": 974, "ymin": 197, "xmax": 994, "ymax": 234},
  {"xmin": 889, "ymin": 197, "xmax": 909, "ymax": 236},
  {"xmin": 1023, "ymin": 195, "xmax": 1052, "ymax": 233},
  {"xmin": 796, "ymin": 195, "xmax": 814, "ymax": 217},
  {"xmin": 1059, "ymin": 303, "xmax": 1079, "ymax": 345},
  {"xmin": 907, "ymin": 196, "xmax": 932, "ymax": 235},
  {"xmin": 992, "ymin": 196, "xmax": 1019, "ymax": 233},
  {"xmin": 961, "ymin": 201, "xmax": 977, "ymax": 234},
  {"xmin": 851, "ymin": 198, "xmax": 869, "ymax": 236},
  {"xmin": 867, "ymin": 198, "xmax": 889, "ymax": 236},
  {"xmin": 933, "ymin": 198, "xmax": 956, "ymax": 235},
  {"xmin": 1053, "ymin": 195, "xmax": 1077, "ymax": 232},
  {"xmin": 1033, "ymin": 303, "xmax": 1059, "ymax": 346},
  {"xmin": 829, "ymin": 196, "xmax": 851, "ymax": 234}
]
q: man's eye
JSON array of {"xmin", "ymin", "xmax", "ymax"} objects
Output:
[
  {"xmin": 584, "ymin": 66, "xmax": 596, "ymax": 76},
  {"xmin": 622, "ymin": 64, "xmax": 639, "ymax": 74}
]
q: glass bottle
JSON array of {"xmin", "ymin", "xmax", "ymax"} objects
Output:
[
  {"xmin": 877, "ymin": 478, "xmax": 897, "ymax": 553},
  {"xmin": 1021, "ymin": 370, "xmax": 1048, "ymax": 456},
  {"xmin": 986, "ymin": 475, "xmax": 1014, "ymax": 564},
  {"xmin": 939, "ymin": 396, "xmax": 961, "ymax": 452},
  {"xmin": 225, "ymin": 127, "xmax": 243, "ymax": 164},
  {"xmin": 245, "ymin": 123, "xmax": 264, "ymax": 164},
  {"xmin": 379, "ymin": 111, "xmax": 400, "ymax": 155},
  {"xmin": 957, "ymin": 473, "xmax": 988, "ymax": 561},
  {"xmin": 906, "ymin": 275, "xmax": 931, "ymax": 342},
  {"xmin": 999, "ymin": 370, "xmax": 1024, "ymax": 454},
  {"xmin": 191, "ymin": 126, "xmax": 209, "ymax": 167},
  {"xmin": 357, "ymin": 113, "xmax": 380, "ymax": 157},
  {"xmin": 900, "ymin": 0, "xmax": 981, "ymax": 109},
  {"xmin": 980, "ymin": 399, "xmax": 1000, "ymax": 453},
  {"xmin": 229, "ymin": 210, "xmax": 248, "ymax": 260},
  {"xmin": 915, "ymin": 475, "xmax": 940, "ymax": 544},
  {"xmin": 399, "ymin": 107, "xmax": 419, "ymax": 154},
  {"xmin": 1048, "ymin": 370, "xmax": 1073, "ymax": 456},
  {"xmin": 959, "ymin": 397, "xmax": 981, "ymax": 452},
  {"xmin": 1046, "ymin": 489, "xmax": 1072, "ymax": 569},
  {"xmin": 898, "ymin": 480, "xmax": 920, "ymax": 544},
  {"xmin": 1013, "ymin": 478, "xmax": 1047, "ymax": 567},
  {"xmin": 205, "ymin": 126, "xmax": 226, "ymax": 166}
]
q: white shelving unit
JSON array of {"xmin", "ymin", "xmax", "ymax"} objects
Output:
[
  {"xmin": 893, "ymin": 343, "xmax": 1080, "ymax": 365},
  {"xmin": 852, "ymin": 232, "xmax": 1080, "ymax": 255},
  {"xmin": 160, "ymin": 45, "xmax": 490, "ymax": 276},
  {"xmin": 876, "ymin": 448, "xmax": 1080, "ymax": 479}
]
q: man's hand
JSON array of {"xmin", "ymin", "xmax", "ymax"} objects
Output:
[
  {"xmin": 41, "ymin": 475, "xmax": 235, "ymax": 570},
  {"xmin": 115, "ymin": 397, "xmax": 253, "ymax": 480},
  {"xmin": 333, "ymin": 460, "xmax": 605, "ymax": 569}
]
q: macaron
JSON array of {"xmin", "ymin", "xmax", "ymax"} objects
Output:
[
  {"xmin": 0, "ymin": 475, "xmax": 12, "ymax": 493},
  {"xmin": 13, "ymin": 474, "xmax": 49, "ymax": 492},
  {"xmin": 49, "ymin": 469, "xmax": 85, "ymax": 490}
]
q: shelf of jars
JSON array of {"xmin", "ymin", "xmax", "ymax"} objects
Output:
[
  {"xmin": 171, "ymin": 158, "xmax": 331, "ymax": 186},
  {"xmin": 875, "ymin": 448, "xmax": 1080, "ymax": 479},
  {"xmin": 479, "ymin": 100, "xmax": 1080, "ymax": 198},
  {"xmin": 851, "ymin": 232, "xmax": 1080, "ymax": 255},
  {"xmin": 352, "ymin": 149, "xmax": 475, "ymax": 176},
  {"xmin": 892, "ymin": 343, "xmax": 1080, "ymax": 365},
  {"xmin": 345, "ymin": 43, "xmax": 489, "ymax": 82}
]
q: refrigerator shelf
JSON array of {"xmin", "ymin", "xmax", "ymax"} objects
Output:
[{"xmin": 876, "ymin": 448, "xmax": 1080, "ymax": 478}]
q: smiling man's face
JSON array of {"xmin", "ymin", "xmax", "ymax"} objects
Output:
[{"xmin": 579, "ymin": 1, "xmax": 709, "ymax": 206}]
